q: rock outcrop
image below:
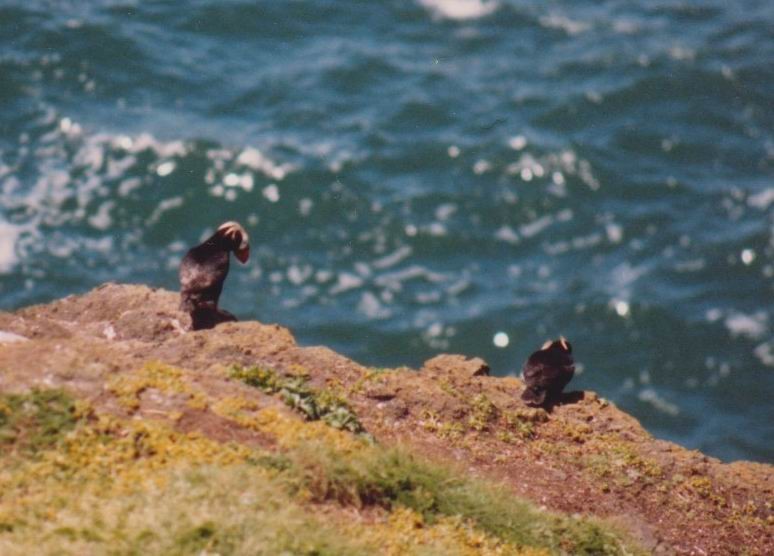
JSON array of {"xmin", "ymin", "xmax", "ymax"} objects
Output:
[{"xmin": 0, "ymin": 283, "xmax": 771, "ymax": 555}]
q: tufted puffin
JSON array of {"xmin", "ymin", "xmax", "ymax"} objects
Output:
[
  {"xmin": 521, "ymin": 337, "xmax": 575, "ymax": 407},
  {"xmin": 179, "ymin": 221, "xmax": 250, "ymax": 330}
]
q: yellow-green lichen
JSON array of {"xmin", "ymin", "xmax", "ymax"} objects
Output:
[{"xmin": 107, "ymin": 362, "xmax": 208, "ymax": 412}]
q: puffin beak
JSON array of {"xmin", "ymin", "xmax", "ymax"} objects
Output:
[{"xmin": 235, "ymin": 246, "xmax": 250, "ymax": 263}]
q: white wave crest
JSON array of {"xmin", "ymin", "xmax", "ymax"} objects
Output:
[
  {"xmin": 638, "ymin": 388, "xmax": 680, "ymax": 416},
  {"xmin": 419, "ymin": 0, "xmax": 498, "ymax": 21},
  {"xmin": 539, "ymin": 13, "xmax": 591, "ymax": 35},
  {"xmin": 0, "ymin": 220, "xmax": 22, "ymax": 274},
  {"xmin": 724, "ymin": 311, "xmax": 768, "ymax": 340}
]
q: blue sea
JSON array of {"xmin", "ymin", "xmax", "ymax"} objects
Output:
[{"xmin": 1, "ymin": 0, "xmax": 772, "ymax": 463}]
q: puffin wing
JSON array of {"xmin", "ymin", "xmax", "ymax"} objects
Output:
[
  {"xmin": 553, "ymin": 353, "xmax": 576, "ymax": 390},
  {"xmin": 179, "ymin": 247, "xmax": 230, "ymax": 312},
  {"xmin": 179, "ymin": 254, "xmax": 220, "ymax": 293},
  {"xmin": 522, "ymin": 352, "xmax": 563, "ymax": 389}
]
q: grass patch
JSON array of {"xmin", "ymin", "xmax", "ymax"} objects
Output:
[
  {"xmin": 0, "ymin": 389, "xmax": 81, "ymax": 455},
  {"xmin": 229, "ymin": 365, "xmax": 365, "ymax": 434},
  {"xmin": 0, "ymin": 398, "xmax": 367, "ymax": 555},
  {"xmin": 0, "ymin": 464, "xmax": 371, "ymax": 556},
  {"xmin": 0, "ymin": 389, "xmax": 643, "ymax": 555},
  {"xmin": 270, "ymin": 436, "xmax": 644, "ymax": 555}
]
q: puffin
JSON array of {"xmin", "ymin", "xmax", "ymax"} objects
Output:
[
  {"xmin": 520, "ymin": 337, "xmax": 575, "ymax": 408},
  {"xmin": 179, "ymin": 221, "xmax": 250, "ymax": 330}
]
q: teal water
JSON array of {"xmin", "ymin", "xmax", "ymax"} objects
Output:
[{"xmin": 1, "ymin": 1, "xmax": 772, "ymax": 462}]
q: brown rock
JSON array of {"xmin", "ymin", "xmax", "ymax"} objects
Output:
[
  {"xmin": 363, "ymin": 384, "xmax": 398, "ymax": 401},
  {"xmin": 421, "ymin": 354, "xmax": 490, "ymax": 377}
]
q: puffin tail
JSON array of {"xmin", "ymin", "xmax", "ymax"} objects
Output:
[
  {"xmin": 190, "ymin": 307, "xmax": 237, "ymax": 331},
  {"xmin": 521, "ymin": 386, "xmax": 547, "ymax": 407}
]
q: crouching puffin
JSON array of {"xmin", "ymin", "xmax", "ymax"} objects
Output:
[
  {"xmin": 179, "ymin": 221, "xmax": 250, "ymax": 330},
  {"xmin": 521, "ymin": 337, "xmax": 575, "ymax": 408}
]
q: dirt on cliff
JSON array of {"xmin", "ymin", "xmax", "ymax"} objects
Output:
[{"xmin": 0, "ymin": 283, "xmax": 771, "ymax": 555}]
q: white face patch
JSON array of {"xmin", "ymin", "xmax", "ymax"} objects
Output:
[{"xmin": 541, "ymin": 340, "xmax": 553, "ymax": 350}]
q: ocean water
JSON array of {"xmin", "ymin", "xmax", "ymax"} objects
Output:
[{"xmin": 0, "ymin": 0, "xmax": 772, "ymax": 463}]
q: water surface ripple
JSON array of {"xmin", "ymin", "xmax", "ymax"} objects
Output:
[{"xmin": 1, "ymin": 0, "xmax": 772, "ymax": 462}]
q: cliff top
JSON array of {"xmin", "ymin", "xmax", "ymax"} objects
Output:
[{"xmin": 0, "ymin": 283, "xmax": 771, "ymax": 555}]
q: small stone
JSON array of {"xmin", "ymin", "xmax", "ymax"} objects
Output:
[
  {"xmin": 364, "ymin": 385, "xmax": 398, "ymax": 401},
  {"xmin": 421, "ymin": 354, "xmax": 490, "ymax": 377},
  {"xmin": 0, "ymin": 331, "xmax": 28, "ymax": 343}
]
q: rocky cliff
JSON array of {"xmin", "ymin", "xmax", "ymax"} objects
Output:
[{"xmin": 0, "ymin": 284, "xmax": 771, "ymax": 555}]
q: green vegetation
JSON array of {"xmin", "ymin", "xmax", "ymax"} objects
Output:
[
  {"xmin": 108, "ymin": 361, "xmax": 208, "ymax": 412},
  {"xmin": 0, "ymin": 384, "xmax": 644, "ymax": 555},
  {"xmin": 423, "ymin": 397, "xmax": 548, "ymax": 444},
  {"xmin": 503, "ymin": 408, "xmax": 549, "ymax": 441},
  {"xmin": 580, "ymin": 434, "xmax": 664, "ymax": 488},
  {"xmin": 230, "ymin": 365, "xmax": 365, "ymax": 434},
  {"xmin": 271, "ymin": 438, "xmax": 642, "ymax": 556},
  {"xmin": 0, "ymin": 389, "xmax": 81, "ymax": 454},
  {"xmin": 1, "ymin": 463, "xmax": 371, "ymax": 555},
  {"xmin": 468, "ymin": 394, "xmax": 499, "ymax": 431}
]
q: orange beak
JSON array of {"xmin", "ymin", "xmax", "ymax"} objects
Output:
[{"xmin": 235, "ymin": 246, "xmax": 250, "ymax": 263}]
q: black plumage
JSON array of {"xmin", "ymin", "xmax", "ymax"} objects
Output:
[
  {"xmin": 520, "ymin": 338, "xmax": 575, "ymax": 407},
  {"xmin": 179, "ymin": 221, "xmax": 250, "ymax": 330}
]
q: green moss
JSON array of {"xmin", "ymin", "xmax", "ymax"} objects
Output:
[
  {"xmin": 420, "ymin": 410, "xmax": 464, "ymax": 440},
  {"xmin": 229, "ymin": 365, "xmax": 366, "ymax": 434},
  {"xmin": 499, "ymin": 409, "xmax": 546, "ymax": 441},
  {"xmin": 581, "ymin": 436, "xmax": 663, "ymax": 485},
  {"xmin": 468, "ymin": 394, "xmax": 498, "ymax": 432},
  {"xmin": 0, "ymin": 389, "xmax": 81, "ymax": 455},
  {"xmin": 229, "ymin": 364, "xmax": 282, "ymax": 392}
]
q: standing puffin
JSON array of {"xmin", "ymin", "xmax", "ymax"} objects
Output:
[
  {"xmin": 179, "ymin": 221, "xmax": 250, "ymax": 330},
  {"xmin": 521, "ymin": 337, "xmax": 575, "ymax": 407}
]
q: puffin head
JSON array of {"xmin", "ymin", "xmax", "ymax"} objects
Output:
[
  {"xmin": 217, "ymin": 221, "xmax": 250, "ymax": 263},
  {"xmin": 541, "ymin": 336, "xmax": 572, "ymax": 354}
]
